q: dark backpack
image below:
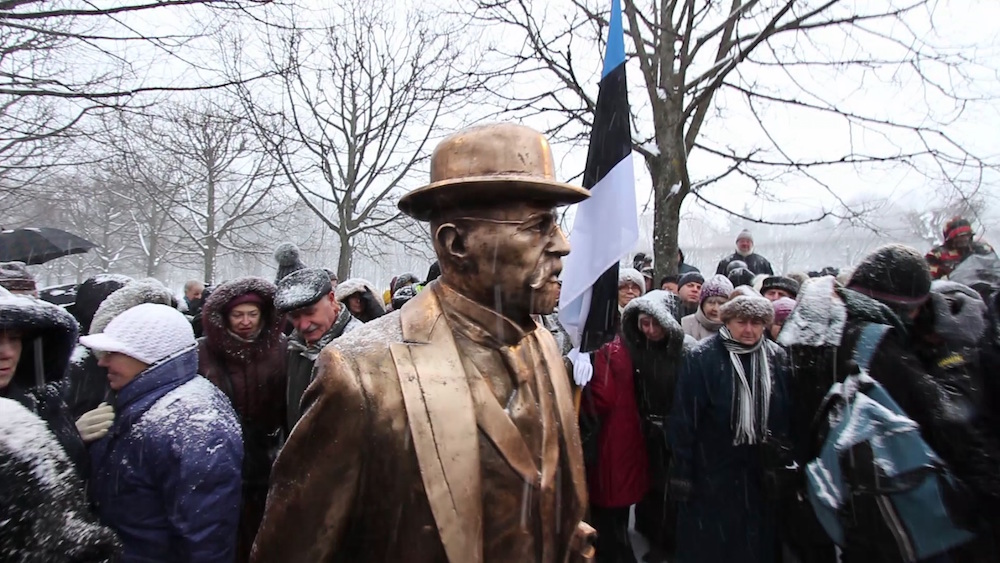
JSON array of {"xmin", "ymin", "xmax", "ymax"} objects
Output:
[{"xmin": 805, "ymin": 323, "xmax": 976, "ymax": 562}]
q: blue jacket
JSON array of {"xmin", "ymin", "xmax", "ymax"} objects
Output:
[{"xmin": 89, "ymin": 348, "xmax": 243, "ymax": 562}]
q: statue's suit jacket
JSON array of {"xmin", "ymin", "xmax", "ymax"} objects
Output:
[{"xmin": 250, "ymin": 286, "xmax": 589, "ymax": 562}]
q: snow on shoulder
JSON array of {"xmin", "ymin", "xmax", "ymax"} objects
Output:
[
  {"xmin": 134, "ymin": 376, "xmax": 241, "ymax": 442},
  {"xmin": 0, "ymin": 398, "xmax": 74, "ymax": 491},
  {"xmin": 777, "ymin": 276, "xmax": 847, "ymax": 348}
]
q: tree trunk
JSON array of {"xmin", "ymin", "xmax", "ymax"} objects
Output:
[
  {"xmin": 337, "ymin": 231, "xmax": 353, "ymax": 281},
  {"xmin": 648, "ymin": 154, "xmax": 683, "ymax": 282}
]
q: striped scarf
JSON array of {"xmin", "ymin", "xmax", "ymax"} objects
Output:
[{"xmin": 719, "ymin": 326, "xmax": 772, "ymax": 445}]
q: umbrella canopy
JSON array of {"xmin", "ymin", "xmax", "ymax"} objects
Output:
[{"xmin": 0, "ymin": 228, "xmax": 97, "ymax": 265}]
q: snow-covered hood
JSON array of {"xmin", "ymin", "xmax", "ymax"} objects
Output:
[
  {"xmin": 621, "ymin": 290, "xmax": 685, "ymax": 357},
  {"xmin": 0, "ymin": 288, "xmax": 79, "ymax": 387}
]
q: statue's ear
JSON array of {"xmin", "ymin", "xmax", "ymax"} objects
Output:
[{"xmin": 435, "ymin": 223, "xmax": 469, "ymax": 269}]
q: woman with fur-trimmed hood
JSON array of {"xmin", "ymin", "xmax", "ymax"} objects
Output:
[
  {"xmin": 669, "ymin": 288, "xmax": 790, "ymax": 563},
  {"xmin": 197, "ymin": 277, "xmax": 287, "ymax": 563},
  {"xmin": 335, "ymin": 278, "xmax": 385, "ymax": 323},
  {"xmin": 0, "ymin": 287, "xmax": 89, "ymax": 477},
  {"xmin": 621, "ymin": 290, "xmax": 690, "ymax": 561}
]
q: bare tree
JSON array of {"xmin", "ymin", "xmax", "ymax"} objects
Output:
[
  {"xmin": 236, "ymin": 0, "xmax": 478, "ymax": 279},
  {"xmin": 130, "ymin": 101, "xmax": 288, "ymax": 283},
  {"xmin": 466, "ymin": 0, "xmax": 999, "ymax": 278},
  {"xmin": 0, "ymin": 0, "xmax": 272, "ymax": 199}
]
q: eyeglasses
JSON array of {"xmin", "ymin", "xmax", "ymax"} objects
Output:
[{"xmin": 453, "ymin": 212, "xmax": 561, "ymax": 238}]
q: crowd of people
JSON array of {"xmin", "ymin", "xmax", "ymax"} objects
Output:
[{"xmin": 2, "ymin": 208, "xmax": 1000, "ymax": 562}]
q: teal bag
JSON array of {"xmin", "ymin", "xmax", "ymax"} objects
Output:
[{"xmin": 805, "ymin": 323, "xmax": 975, "ymax": 562}]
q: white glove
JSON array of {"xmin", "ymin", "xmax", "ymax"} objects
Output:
[
  {"xmin": 568, "ymin": 348, "xmax": 593, "ymax": 387},
  {"xmin": 76, "ymin": 402, "xmax": 114, "ymax": 443}
]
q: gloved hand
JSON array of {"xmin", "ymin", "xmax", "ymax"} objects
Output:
[
  {"xmin": 76, "ymin": 402, "xmax": 114, "ymax": 443},
  {"xmin": 568, "ymin": 348, "xmax": 593, "ymax": 387},
  {"xmin": 669, "ymin": 478, "xmax": 693, "ymax": 503}
]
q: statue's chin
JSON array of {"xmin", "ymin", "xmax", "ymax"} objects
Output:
[{"xmin": 530, "ymin": 284, "xmax": 561, "ymax": 315}]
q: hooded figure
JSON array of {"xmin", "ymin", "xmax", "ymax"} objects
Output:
[
  {"xmin": 197, "ymin": 277, "xmax": 287, "ymax": 563},
  {"xmin": 715, "ymin": 230, "xmax": 774, "ymax": 276},
  {"xmin": 0, "ymin": 287, "xmax": 88, "ymax": 477},
  {"xmin": 335, "ymin": 278, "xmax": 386, "ymax": 323},
  {"xmin": 84, "ymin": 303, "xmax": 243, "ymax": 562},
  {"xmin": 621, "ymin": 290, "xmax": 689, "ymax": 560},
  {"xmin": 0, "ymin": 398, "xmax": 120, "ymax": 562},
  {"xmin": 65, "ymin": 279, "xmax": 174, "ymax": 419},
  {"xmin": 61, "ymin": 274, "xmax": 132, "ymax": 419}
]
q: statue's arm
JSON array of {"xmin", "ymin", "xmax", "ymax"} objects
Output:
[{"xmin": 251, "ymin": 346, "xmax": 368, "ymax": 563}]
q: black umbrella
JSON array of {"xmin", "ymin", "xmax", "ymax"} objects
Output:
[{"xmin": 0, "ymin": 227, "xmax": 97, "ymax": 265}]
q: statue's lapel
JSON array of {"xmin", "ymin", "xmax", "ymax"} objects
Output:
[{"xmin": 389, "ymin": 287, "xmax": 483, "ymax": 563}]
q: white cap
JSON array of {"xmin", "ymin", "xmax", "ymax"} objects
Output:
[{"xmin": 80, "ymin": 303, "xmax": 195, "ymax": 365}]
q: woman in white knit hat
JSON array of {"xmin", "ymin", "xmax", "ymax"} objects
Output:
[{"xmin": 82, "ymin": 303, "xmax": 243, "ymax": 562}]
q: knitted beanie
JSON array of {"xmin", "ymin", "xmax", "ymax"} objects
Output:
[
  {"xmin": 80, "ymin": 303, "xmax": 195, "ymax": 365},
  {"xmin": 771, "ymin": 297, "xmax": 796, "ymax": 324},
  {"xmin": 719, "ymin": 290, "xmax": 775, "ymax": 325},
  {"xmin": 678, "ymin": 271, "xmax": 705, "ymax": 289},
  {"xmin": 943, "ymin": 217, "xmax": 973, "ymax": 242},
  {"xmin": 699, "ymin": 275, "xmax": 734, "ymax": 303},
  {"xmin": 761, "ymin": 276, "xmax": 800, "ymax": 298},
  {"xmin": 737, "ymin": 229, "xmax": 753, "ymax": 242},
  {"xmin": 848, "ymin": 244, "xmax": 931, "ymax": 307},
  {"xmin": 619, "ymin": 268, "xmax": 646, "ymax": 295},
  {"xmin": 223, "ymin": 292, "xmax": 264, "ymax": 313},
  {"xmin": 0, "ymin": 261, "xmax": 35, "ymax": 293},
  {"xmin": 273, "ymin": 243, "xmax": 306, "ymax": 283}
]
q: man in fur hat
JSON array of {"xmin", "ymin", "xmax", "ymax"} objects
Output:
[{"xmin": 253, "ymin": 123, "xmax": 596, "ymax": 563}]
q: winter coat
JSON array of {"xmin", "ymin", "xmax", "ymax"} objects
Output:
[
  {"xmin": 0, "ymin": 290, "xmax": 88, "ymax": 478},
  {"xmin": 285, "ymin": 305, "xmax": 361, "ymax": 430},
  {"xmin": 0, "ymin": 397, "xmax": 120, "ymax": 562},
  {"xmin": 621, "ymin": 290, "xmax": 687, "ymax": 489},
  {"xmin": 64, "ymin": 279, "xmax": 174, "ymax": 419},
  {"xmin": 780, "ymin": 280, "xmax": 1000, "ymax": 561},
  {"xmin": 584, "ymin": 335, "xmax": 650, "ymax": 508},
  {"xmin": 669, "ymin": 334, "xmax": 790, "ymax": 563},
  {"xmin": 197, "ymin": 277, "xmax": 287, "ymax": 563},
  {"xmin": 335, "ymin": 278, "xmax": 386, "ymax": 323},
  {"xmin": 680, "ymin": 308, "xmax": 721, "ymax": 341},
  {"xmin": 89, "ymin": 348, "xmax": 243, "ymax": 563},
  {"xmin": 926, "ymin": 239, "xmax": 995, "ymax": 279},
  {"xmin": 715, "ymin": 251, "xmax": 774, "ymax": 277}
]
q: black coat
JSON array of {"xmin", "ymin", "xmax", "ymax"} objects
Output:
[
  {"xmin": 0, "ymin": 292, "xmax": 88, "ymax": 478},
  {"xmin": 784, "ymin": 285, "xmax": 1000, "ymax": 561},
  {"xmin": 716, "ymin": 252, "xmax": 774, "ymax": 276},
  {"xmin": 0, "ymin": 397, "xmax": 120, "ymax": 562},
  {"xmin": 621, "ymin": 290, "xmax": 686, "ymax": 488},
  {"xmin": 669, "ymin": 335, "xmax": 790, "ymax": 562}
]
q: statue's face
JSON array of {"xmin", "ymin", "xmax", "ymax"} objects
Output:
[{"xmin": 437, "ymin": 201, "xmax": 570, "ymax": 321}]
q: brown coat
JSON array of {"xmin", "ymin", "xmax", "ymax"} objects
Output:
[{"xmin": 251, "ymin": 285, "xmax": 591, "ymax": 563}]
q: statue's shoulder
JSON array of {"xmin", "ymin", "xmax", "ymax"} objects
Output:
[{"xmin": 324, "ymin": 310, "xmax": 405, "ymax": 362}]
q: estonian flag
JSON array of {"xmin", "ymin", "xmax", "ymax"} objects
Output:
[{"xmin": 558, "ymin": 0, "xmax": 639, "ymax": 360}]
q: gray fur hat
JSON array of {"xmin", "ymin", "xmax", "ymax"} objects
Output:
[{"xmin": 719, "ymin": 289, "xmax": 774, "ymax": 325}]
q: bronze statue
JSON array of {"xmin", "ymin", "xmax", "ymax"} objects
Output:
[{"xmin": 251, "ymin": 123, "xmax": 596, "ymax": 563}]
